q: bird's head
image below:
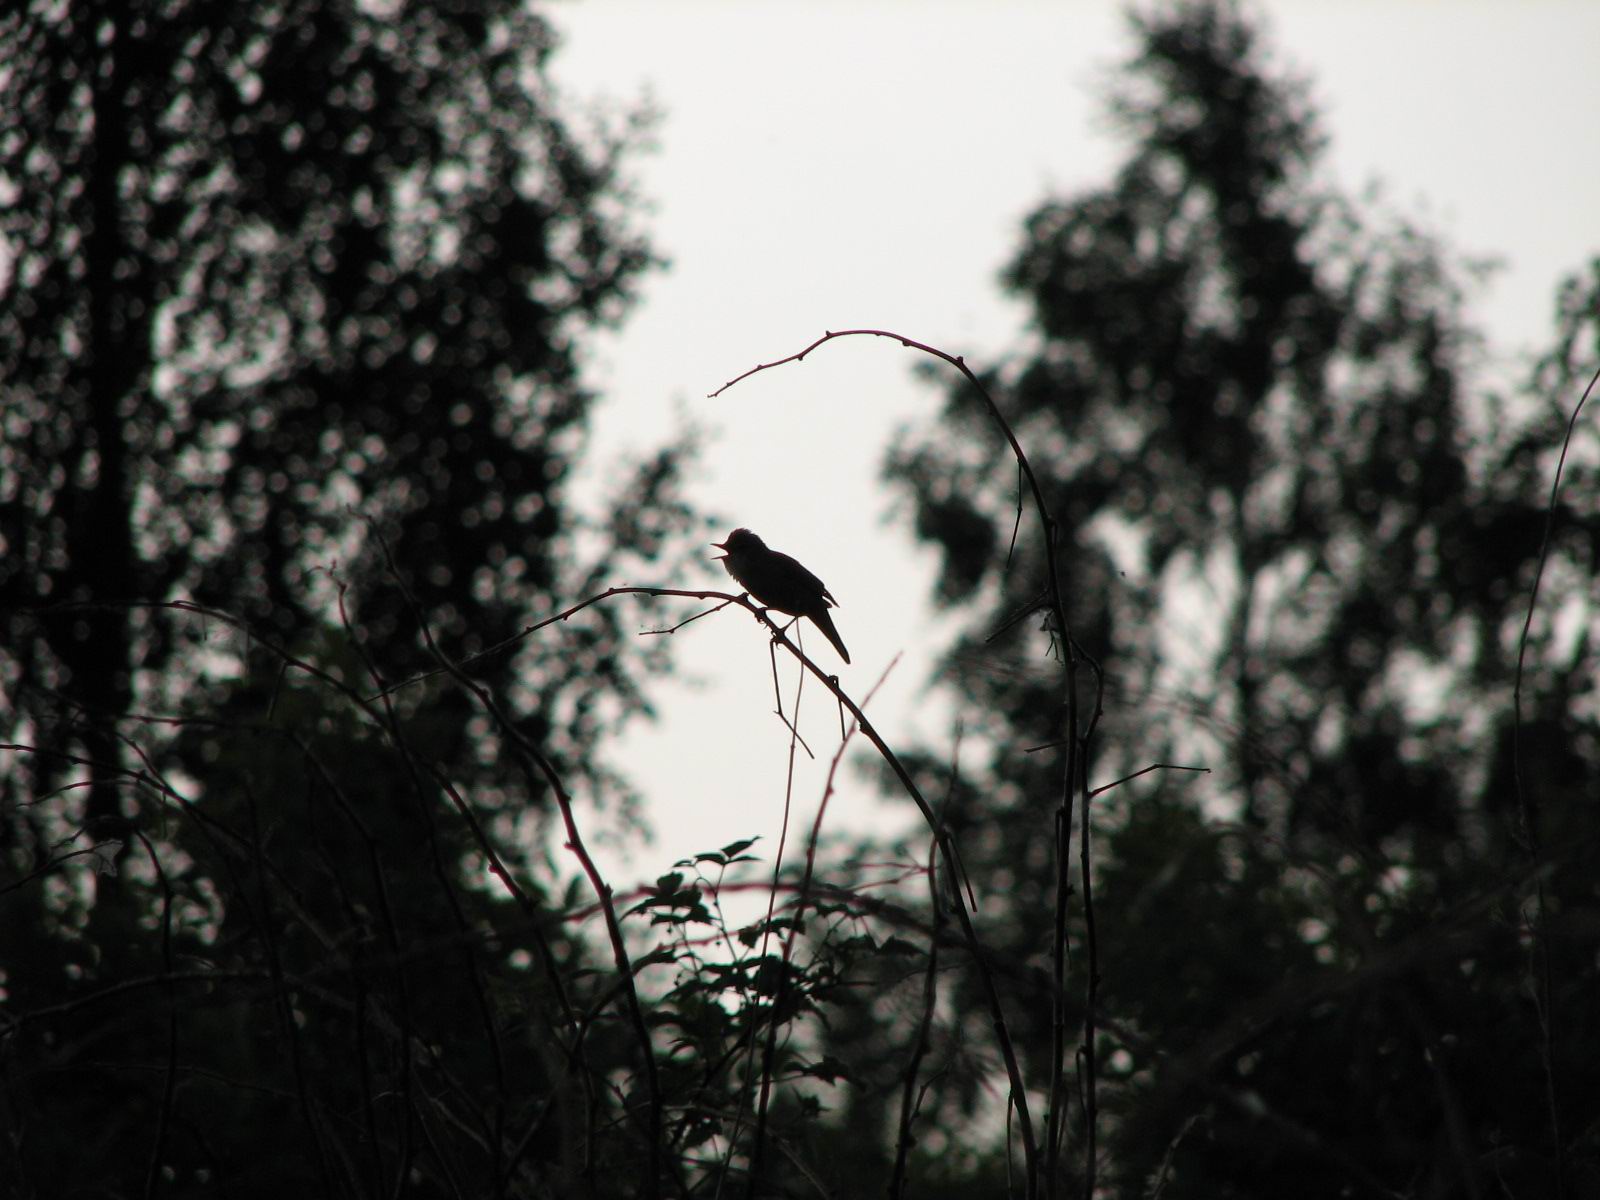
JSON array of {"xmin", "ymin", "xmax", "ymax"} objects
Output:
[{"xmin": 711, "ymin": 527, "xmax": 764, "ymax": 562}]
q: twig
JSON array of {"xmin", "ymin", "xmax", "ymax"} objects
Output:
[
  {"xmin": 716, "ymin": 329, "xmax": 1076, "ymax": 1196},
  {"xmin": 136, "ymin": 830, "xmax": 179, "ymax": 1200},
  {"xmin": 1089, "ymin": 763, "xmax": 1210, "ymax": 799},
  {"xmin": 743, "ymin": 629, "xmax": 816, "ymax": 1197},
  {"xmin": 890, "ymin": 830, "xmax": 945, "ymax": 1200},
  {"xmin": 1510, "ymin": 359, "xmax": 1597, "ymax": 1200},
  {"xmin": 720, "ymin": 331, "xmax": 1081, "ymax": 1200},
  {"xmin": 368, "ymin": 528, "xmax": 668, "ymax": 1196}
]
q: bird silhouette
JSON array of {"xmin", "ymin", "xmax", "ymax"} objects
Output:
[{"xmin": 712, "ymin": 528, "xmax": 850, "ymax": 663}]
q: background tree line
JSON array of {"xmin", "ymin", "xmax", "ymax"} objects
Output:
[{"xmin": 2, "ymin": 1, "xmax": 1596, "ymax": 1197}]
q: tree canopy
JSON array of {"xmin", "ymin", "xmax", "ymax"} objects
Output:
[
  {"xmin": 1, "ymin": 1, "xmax": 696, "ymax": 1193},
  {"xmin": 3, "ymin": 2, "xmax": 1597, "ymax": 1197},
  {"xmin": 818, "ymin": 3, "xmax": 1600, "ymax": 1195}
]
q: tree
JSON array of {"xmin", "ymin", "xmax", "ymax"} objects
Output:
[
  {"xmin": 812, "ymin": 3, "xmax": 1600, "ymax": 1195},
  {"xmin": 0, "ymin": 0, "xmax": 689, "ymax": 813},
  {"xmin": 0, "ymin": 1, "xmax": 697, "ymax": 1193}
]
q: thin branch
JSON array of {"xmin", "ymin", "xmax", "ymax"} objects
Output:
[
  {"xmin": 1510, "ymin": 361, "xmax": 1596, "ymax": 1200},
  {"xmin": 367, "ymin": 528, "xmax": 652, "ymax": 1193},
  {"xmin": 715, "ymin": 328, "xmax": 1079, "ymax": 1196},
  {"xmin": 744, "ymin": 628, "xmax": 817, "ymax": 1197},
  {"xmin": 1088, "ymin": 763, "xmax": 1210, "ymax": 799},
  {"xmin": 136, "ymin": 829, "xmax": 179, "ymax": 1200},
  {"xmin": 890, "ymin": 830, "xmax": 945, "ymax": 1200}
]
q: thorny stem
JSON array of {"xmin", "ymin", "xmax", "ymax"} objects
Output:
[{"xmin": 715, "ymin": 329, "xmax": 1087, "ymax": 1197}]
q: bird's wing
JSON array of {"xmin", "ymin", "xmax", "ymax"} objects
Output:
[{"xmin": 772, "ymin": 551, "xmax": 832, "ymax": 604}]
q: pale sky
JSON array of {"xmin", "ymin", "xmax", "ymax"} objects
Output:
[{"xmin": 543, "ymin": 0, "xmax": 1600, "ymax": 903}]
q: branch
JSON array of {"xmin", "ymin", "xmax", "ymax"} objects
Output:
[
  {"xmin": 715, "ymin": 329, "xmax": 1084, "ymax": 1196},
  {"xmin": 1510, "ymin": 358, "xmax": 1598, "ymax": 1200}
]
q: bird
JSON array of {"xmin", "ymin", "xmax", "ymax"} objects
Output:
[{"xmin": 712, "ymin": 528, "xmax": 850, "ymax": 664}]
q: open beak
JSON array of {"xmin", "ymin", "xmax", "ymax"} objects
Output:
[{"xmin": 710, "ymin": 540, "xmax": 728, "ymax": 559}]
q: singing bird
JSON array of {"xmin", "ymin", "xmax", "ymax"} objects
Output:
[{"xmin": 713, "ymin": 528, "xmax": 850, "ymax": 664}]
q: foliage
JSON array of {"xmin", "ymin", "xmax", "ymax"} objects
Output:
[
  {"xmin": 831, "ymin": 2, "xmax": 1600, "ymax": 1195},
  {"xmin": 4, "ymin": 1, "xmax": 1598, "ymax": 1197},
  {"xmin": 0, "ymin": 0, "xmax": 700, "ymax": 1194},
  {"xmin": 0, "ymin": 0, "xmax": 686, "ymax": 825}
]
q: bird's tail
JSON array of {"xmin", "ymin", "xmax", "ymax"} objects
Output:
[{"xmin": 808, "ymin": 608, "xmax": 850, "ymax": 664}]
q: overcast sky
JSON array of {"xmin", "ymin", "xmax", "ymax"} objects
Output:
[{"xmin": 543, "ymin": 0, "xmax": 1600, "ymax": 900}]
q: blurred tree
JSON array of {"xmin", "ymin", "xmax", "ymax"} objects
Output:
[
  {"xmin": 812, "ymin": 2, "xmax": 1600, "ymax": 1196},
  {"xmin": 0, "ymin": 0, "xmax": 696, "ymax": 1193},
  {"xmin": 0, "ymin": 0, "xmax": 687, "ymax": 826}
]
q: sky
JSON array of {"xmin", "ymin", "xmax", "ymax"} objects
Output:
[{"xmin": 541, "ymin": 0, "xmax": 1600, "ymax": 904}]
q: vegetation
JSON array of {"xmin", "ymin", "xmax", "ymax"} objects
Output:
[
  {"xmin": 1, "ymin": 0, "xmax": 695, "ymax": 1193},
  {"xmin": 2, "ymin": 2, "xmax": 1595, "ymax": 1197}
]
